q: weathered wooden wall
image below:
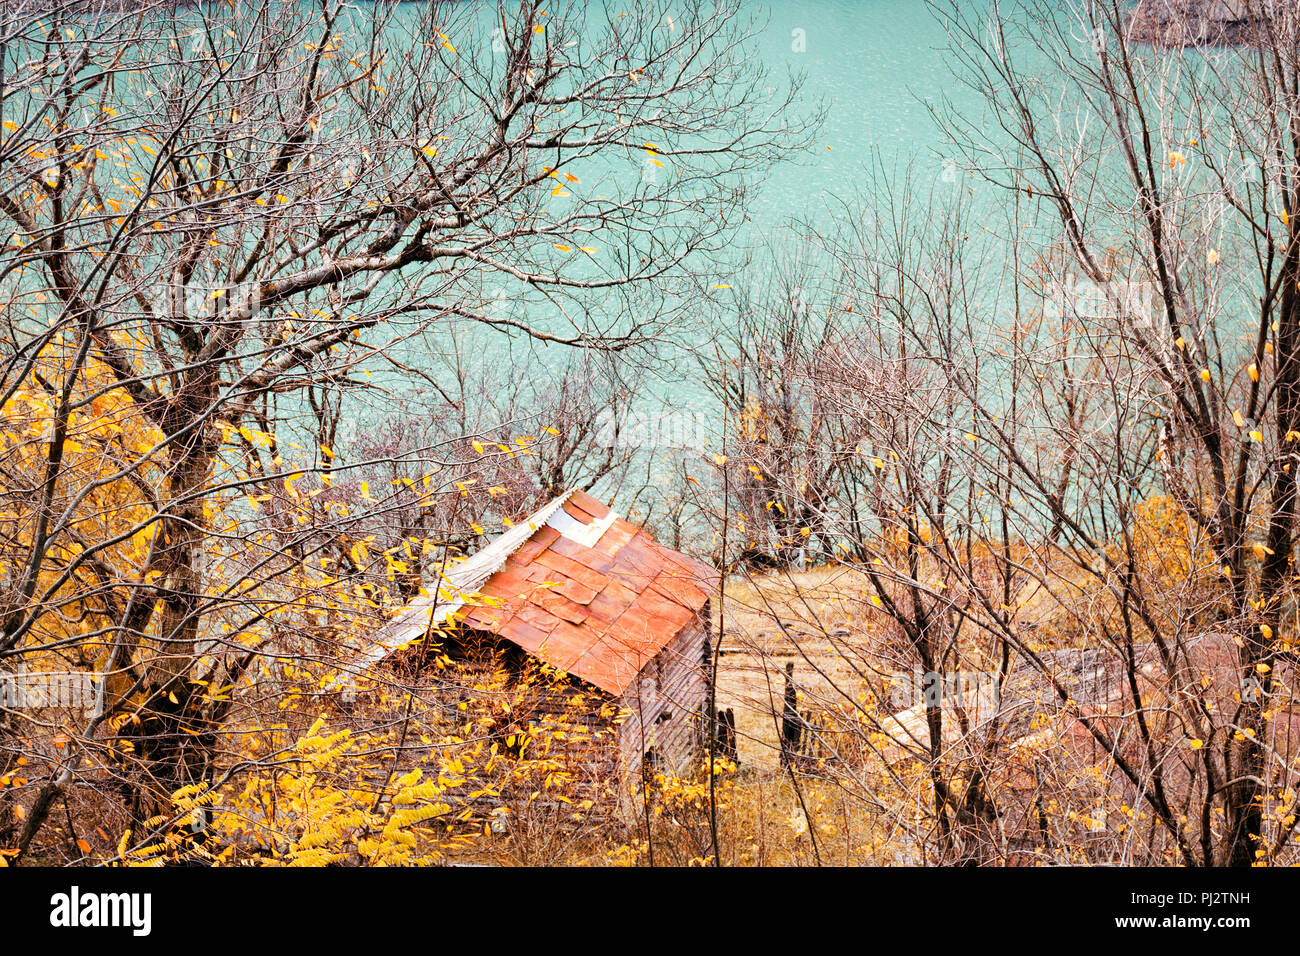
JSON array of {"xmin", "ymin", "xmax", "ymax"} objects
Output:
[
  {"xmin": 369, "ymin": 610, "xmax": 712, "ymax": 829},
  {"xmin": 615, "ymin": 602, "xmax": 711, "ymax": 817}
]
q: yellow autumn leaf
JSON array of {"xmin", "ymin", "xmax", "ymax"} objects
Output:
[{"xmin": 238, "ymin": 425, "xmax": 273, "ymax": 447}]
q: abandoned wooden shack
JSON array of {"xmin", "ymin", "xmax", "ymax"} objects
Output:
[{"xmin": 352, "ymin": 489, "xmax": 720, "ymax": 821}]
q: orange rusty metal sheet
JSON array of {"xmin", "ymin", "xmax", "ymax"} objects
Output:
[
  {"xmin": 494, "ymin": 618, "xmax": 551, "ymax": 658},
  {"xmin": 477, "ymin": 567, "xmax": 535, "ymax": 602},
  {"xmin": 513, "ymin": 603, "xmax": 565, "ymax": 634},
  {"xmin": 585, "ymin": 580, "xmax": 639, "ymax": 625},
  {"xmin": 532, "ymin": 548, "xmax": 610, "ymax": 590},
  {"xmin": 458, "ymin": 605, "xmax": 508, "ymax": 631},
  {"xmin": 511, "ymin": 526, "xmax": 560, "ymax": 566},
  {"xmin": 606, "ymin": 600, "xmax": 682, "ymax": 654},
  {"xmin": 594, "ymin": 522, "xmax": 637, "ymax": 556},
  {"xmin": 632, "ymin": 581, "xmax": 699, "ymax": 632},
  {"xmin": 646, "ymin": 572, "xmax": 710, "ymax": 611},
  {"xmin": 443, "ymin": 493, "xmax": 717, "ymax": 695},
  {"xmin": 566, "ymin": 490, "xmax": 613, "ymax": 520},
  {"xmin": 570, "ymin": 636, "xmax": 644, "ymax": 695},
  {"xmin": 531, "ymin": 588, "xmax": 590, "ymax": 626},
  {"xmin": 535, "ymin": 620, "xmax": 596, "ymax": 673},
  {"xmin": 547, "ymin": 534, "xmax": 617, "ymax": 573}
]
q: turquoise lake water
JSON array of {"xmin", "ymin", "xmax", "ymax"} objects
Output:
[
  {"xmin": 742, "ymin": 0, "xmax": 976, "ymax": 232},
  {"xmin": 327, "ymin": 0, "xmax": 1045, "ymax": 522},
  {"xmin": 583, "ymin": 0, "xmax": 1012, "ymax": 467},
  {"xmin": 403, "ymin": 1, "xmax": 1014, "ymax": 428}
]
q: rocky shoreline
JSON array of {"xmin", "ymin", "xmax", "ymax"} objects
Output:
[{"xmin": 1127, "ymin": 0, "xmax": 1283, "ymax": 48}]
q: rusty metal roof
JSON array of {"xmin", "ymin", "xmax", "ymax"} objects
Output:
[{"xmin": 365, "ymin": 490, "xmax": 718, "ymax": 696}]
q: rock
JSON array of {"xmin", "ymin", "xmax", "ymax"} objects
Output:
[{"xmin": 1126, "ymin": 0, "xmax": 1282, "ymax": 48}]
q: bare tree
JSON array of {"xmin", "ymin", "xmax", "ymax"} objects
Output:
[
  {"xmin": 0, "ymin": 0, "xmax": 807, "ymax": 861},
  {"xmin": 686, "ymin": 1, "xmax": 1300, "ymax": 866}
]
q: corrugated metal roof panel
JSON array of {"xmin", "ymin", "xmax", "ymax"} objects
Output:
[
  {"xmin": 334, "ymin": 491, "xmax": 576, "ymax": 687},
  {"xmin": 360, "ymin": 489, "xmax": 719, "ymax": 695}
]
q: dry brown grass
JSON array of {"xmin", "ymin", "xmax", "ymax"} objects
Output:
[
  {"xmin": 712, "ymin": 566, "xmax": 895, "ymax": 771},
  {"xmin": 710, "ymin": 555, "xmax": 1095, "ymax": 770}
]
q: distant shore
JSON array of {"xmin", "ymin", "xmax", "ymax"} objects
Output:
[{"xmin": 1127, "ymin": 0, "xmax": 1281, "ymax": 48}]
